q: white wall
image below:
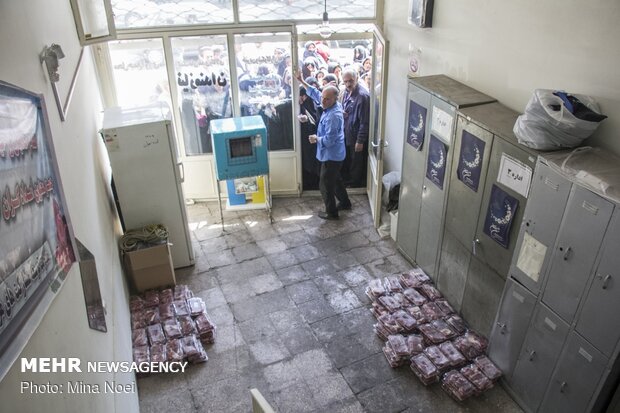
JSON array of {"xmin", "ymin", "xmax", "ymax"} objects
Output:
[
  {"xmin": 0, "ymin": 1, "xmax": 138, "ymax": 412},
  {"xmin": 382, "ymin": 0, "xmax": 620, "ymax": 174}
]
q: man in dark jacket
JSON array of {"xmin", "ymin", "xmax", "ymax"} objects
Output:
[{"xmin": 341, "ymin": 67, "xmax": 370, "ymax": 187}]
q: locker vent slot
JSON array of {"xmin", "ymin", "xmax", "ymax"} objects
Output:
[
  {"xmin": 544, "ymin": 177, "xmax": 559, "ymax": 191},
  {"xmin": 544, "ymin": 317, "xmax": 557, "ymax": 331},
  {"xmin": 582, "ymin": 201, "xmax": 599, "ymax": 215},
  {"xmin": 512, "ymin": 291, "xmax": 525, "ymax": 303},
  {"xmin": 578, "ymin": 347, "xmax": 593, "ymax": 363}
]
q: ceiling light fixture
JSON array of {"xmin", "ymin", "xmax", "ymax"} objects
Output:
[{"xmin": 318, "ymin": 0, "xmax": 333, "ymax": 39}]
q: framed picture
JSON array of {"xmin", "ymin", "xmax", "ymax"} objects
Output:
[
  {"xmin": 408, "ymin": 0, "xmax": 434, "ymax": 28},
  {"xmin": 0, "ymin": 80, "xmax": 77, "ymax": 379}
]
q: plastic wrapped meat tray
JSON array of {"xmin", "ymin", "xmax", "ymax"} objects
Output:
[
  {"xmin": 163, "ymin": 318, "xmax": 183, "ymax": 340},
  {"xmin": 400, "ymin": 272, "xmax": 424, "ymax": 289},
  {"xmin": 150, "ymin": 343, "xmax": 167, "ymax": 363},
  {"xmin": 174, "ymin": 300, "xmax": 190, "ymax": 317},
  {"xmin": 129, "ymin": 296, "xmax": 145, "ymax": 312},
  {"xmin": 401, "ymin": 268, "xmax": 431, "ymax": 286},
  {"xmin": 133, "ymin": 345, "xmax": 150, "ymax": 364},
  {"xmin": 410, "ymin": 353, "xmax": 440, "ymax": 385},
  {"xmin": 377, "ymin": 313, "xmax": 403, "ymax": 334},
  {"xmin": 159, "ymin": 288, "xmax": 174, "ymax": 304},
  {"xmin": 407, "ymin": 334, "xmax": 425, "ymax": 356},
  {"xmin": 144, "ymin": 290, "xmax": 160, "ymax": 307},
  {"xmin": 383, "ymin": 344, "xmax": 402, "ymax": 368},
  {"xmin": 166, "ymin": 339, "xmax": 184, "ymax": 362},
  {"xmin": 143, "ymin": 307, "xmax": 161, "ymax": 325},
  {"xmin": 384, "ymin": 275, "xmax": 403, "ymax": 293},
  {"xmin": 182, "ymin": 335, "xmax": 208, "ymax": 363},
  {"xmin": 403, "ymin": 288, "xmax": 427, "ymax": 306},
  {"xmin": 367, "ymin": 279, "xmax": 386, "ymax": 299},
  {"xmin": 474, "ymin": 355, "xmax": 502, "ymax": 381},
  {"xmin": 424, "ymin": 345, "xmax": 451, "ymax": 371},
  {"xmin": 195, "ymin": 313, "xmax": 216, "ymax": 344},
  {"xmin": 378, "ymin": 295, "xmax": 401, "ymax": 312},
  {"xmin": 371, "ymin": 302, "xmax": 389, "ymax": 319},
  {"xmin": 132, "ymin": 328, "xmax": 149, "ymax": 347},
  {"xmin": 146, "ymin": 323, "xmax": 166, "ymax": 345},
  {"xmin": 387, "ymin": 334, "xmax": 410, "ymax": 358},
  {"xmin": 159, "ymin": 302, "xmax": 175, "ymax": 320},
  {"xmin": 431, "ymin": 319, "xmax": 458, "ymax": 340},
  {"xmin": 392, "ymin": 292, "xmax": 410, "ymax": 309},
  {"xmin": 434, "ymin": 299, "xmax": 455, "ymax": 316},
  {"xmin": 174, "ymin": 284, "xmax": 193, "ymax": 300},
  {"xmin": 374, "ymin": 323, "xmax": 390, "ymax": 341},
  {"xmin": 407, "ymin": 306, "xmax": 428, "ymax": 324},
  {"xmin": 419, "ymin": 323, "xmax": 448, "ymax": 344},
  {"xmin": 445, "ymin": 315, "xmax": 467, "ymax": 335},
  {"xmin": 461, "ymin": 364, "xmax": 493, "ymax": 393},
  {"xmin": 393, "ymin": 310, "xmax": 417, "ymax": 332},
  {"xmin": 441, "ymin": 370, "xmax": 476, "ymax": 402},
  {"xmin": 131, "ymin": 310, "xmax": 146, "ymax": 330},
  {"xmin": 453, "ymin": 331, "xmax": 488, "ymax": 360},
  {"xmin": 419, "ymin": 284, "xmax": 443, "ymax": 301},
  {"xmin": 439, "ymin": 341, "xmax": 466, "ymax": 367},
  {"xmin": 421, "ymin": 302, "xmax": 443, "ymax": 321},
  {"xmin": 187, "ymin": 297, "xmax": 206, "ymax": 317},
  {"xmin": 178, "ymin": 315, "xmax": 197, "ymax": 336}
]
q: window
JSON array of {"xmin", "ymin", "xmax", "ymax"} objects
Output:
[{"xmin": 237, "ymin": 0, "xmax": 376, "ymax": 22}]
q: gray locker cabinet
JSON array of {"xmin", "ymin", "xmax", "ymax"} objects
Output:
[
  {"xmin": 510, "ymin": 161, "xmax": 572, "ymax": 295},
  {"xmin": 488, "ymin": 278, "xmax": 537, "ymax": 378},
  {"xmin": 511, "ymin": 303, "xmax": 570, "ymax": 412},
  {"xmin": 576, "ymin": 210, "xmax": 620, "ymax": 357},
  {"xmin": 542, "ymin": 186, "xmax": 614, "ymax": 323},
  {"xmin": 539, "ymin": 332, "xmax": 608, "ymax": 413},
  {"xmin": 396, "ymin": 84, "xmax": 432, "ymax": 263},
  {"xmin": 473, "ymin": 138, "xmax": 537, "ymax": 278}
]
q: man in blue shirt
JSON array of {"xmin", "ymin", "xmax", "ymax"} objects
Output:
[{"xmin": 297, "ymin": 72, "xmax": 351, "ymax": 220}]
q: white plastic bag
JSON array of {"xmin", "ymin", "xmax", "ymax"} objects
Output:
[
  {"xmin": 513, "ymin": 89, "xmax": 605, "ymax": 150},
  {"xmin": 382, "ymin": 171, "xmax": 401, "ymax": 192}
]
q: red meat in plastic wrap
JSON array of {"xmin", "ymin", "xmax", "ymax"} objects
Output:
[
  {"xmin": 474, "ymin": 355, "xmax": 502, "ymax": 381},
  {"xmin": 150, "ymin": 343, "xmax": 167, "ymax": 363},
  {"xmin": 434, "ymin": 299, "xmax": 455, "ymax": 316},
  {"xmin": 424, "ymin": 345, "xmax": 451, "ymax": 371},
  {"xmin": 441, "ymin": 370, "xmax": 476, "ymax": 402},
  {"xmin": 159, "ymin": 302, "xmax": 175, "ymax": 320},
  {"xmin": 461, "ymin": 364, "xmax": 493, "ymax": 393},
  {"xmin": 419, "ymin": 284, "xmax": 442, "ymax": 300},
  {"xmin": 383, "ymin": 344, "xmax": 402, "ymax": 368},
  {"xmin": 178, "ymin": 315, "xmax": 197, "ymax": 336},
  {"xmin": 406, "ymin": 306, "xmax": 428, "ymax": 324},
  {"xmin": 410, "ymin": 353, "xmax": 440, "ymax": 385},
  {"xmin": 419, "ymin": 323, "xmax": 448, "ymax": 344},
  {"xmin": 421, "ymin": 302, "xmax": 443, "ymax": 321},
  {"xmin": 174, "ymin": 300, "xmax": 190, "ymax": 317},
  {"xmin": 393, "ymin": 310, "xmax": 417, "ymax": 332},
  {"xmin": 377, "ymin": 313, "xmax": 403, "ymax": 335},
  {"xmin": 445, "ymin": 315, "xmax": 467, "ymax": 335},
  {"xmin": 384, "ymin": 276, "xmax": 403, "ymax": 293},
  {"xmin": 400, "ymin": 272, "xmax": 424, "ymax": 289},
  {"xmin": 387, "ymin": 334, "xmax": 409, "ymax": 358},
  {"xmin": 166, "ymin": 339, "xmax": 184, "ymax": 362},
  {"xmin": 144, "ymin": 290, "xmax": 160, "ymax": 307},
  {"xmin": 367, "ymin": 279, "xmax": 386, "ymax": 298},
  {"xmin": 144, "ymin": 307, "xmax": 161, "ymax": 325},
  {"xmin": 182, "ymin": 335, "xmax": 208, "ymax": 363},
  {"xmin": 403, "ymin": 288, "xmax": 427, "ymax": 306},
  {"xmin": 174, "ymin": 284, "xmax": 193, "ymax": 300},
  {"xmin": 374, "ymin": 323, "xmax": 390, "ymax": 341},
  {"xmin": 129, "ymin": 296, "xmax": 145, "ymax": 312},
  {"xmin": 378, "ymin": 295, "xmax": 401, "ymax": 312},
  {"xmin": 392, "ymin": 292, "xmax": 409, "ymax": 309},
  {"xmin": 133, "ymin": 345, "xmax": 150, "ymax": 364},
  {"xmin": 146, "ymin": 323, "xmax": 166, "ymax": 345},
  {"xmin": 132, "ymin": 328, "xmax": 148, "ymax": 347},
  {"xmin": 159, "ymin": 288, "xmax": 174, "ymax": 304},
  {"xmin": 131, "ymin": 310, "xmax": 146, "ymax": 330},
  {"xmin": 163, "ymin": 318, "xmax": 183, "ymax": 340},
  {"xmin": 407, "ymin": 334, "xmax": 425, "ymax": 356},
  {"xmin": 439, "ymin": 341, "xmax": 466, "ymax": 367},
  {"xmin": 431, "ymin": 319, "xmax": 458, "ymax": 340},
  {"xmin": 194, "ymin": 313, "xmax": 215, "ymax": 334},
  {"xmin": 187, "ymin": 297, "xmax": 206, "ymax": 317},
  {"xmin": 371, "ymin": 302, "xmax": 389, "ymax": 319},
  {"xmin": 453, "ymin": 331, "xmax": 488, "ymax": 360}
]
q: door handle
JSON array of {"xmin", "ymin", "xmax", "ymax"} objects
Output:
[
  {"xmin": 473, "ymin": 238, "xmax": 480, "ymax": 255},
  {"xmin": 177, "ymin": 162, "xmax": 185, "ymax": 183},
  {"xmin": 371, "ymin": 141, "xmax": 379, "ymax": 148},
  {"xmin": 496, "ymin": 322, "xmax": 507, "ymax": 335},
  {"xmin": 602, "ymin": 274, "xmax": 612, "ymax": 290},
  {"xmin": 528, "ymin": 350, "xmax": 536, "ymax": 361},
  {"xmin": 560, "ymin": 246, "xmax": 572, "ymax": 261},
  {"xmin": 560, "ymin": 381, "xmax": 567, "ymax": 393}
]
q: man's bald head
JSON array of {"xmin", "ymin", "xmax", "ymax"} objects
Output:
[{"xmin": 321, "ymin": 85, "xmax": 339, "ymax": 109}]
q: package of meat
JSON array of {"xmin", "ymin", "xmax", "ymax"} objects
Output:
[
  {"xmin": 174, "ymin": 284, "xmax": 193, "ymax": 300},
  {"xmin": 131, "ymin": 310, "xmax": 146, "ymax": 330},
  {"xmin": 441, "ymin": 370, "xmax": 476, "ymax": 402},
  {"xmin": 439, "ymin": 341, "xmax": 466, "ymax": 367},
  {"xmin": 434, "ymin": 299, "xmax": 455, "ymax": 316},
  {"xmin": 400, "ymin": 272, "xmax": 423, "ymax": 289},
  {"xmin": 199, "ymin": 327, "xmax": 217, "ymax": 345},
  {"xmin": 144, "ymin": 290, "xmax": 160, "ymax": 307},
  {"xmin": 424, "ymin": 345, "xmax": 451, "ymax": 371},
  {"xmin": 382, "ymin": 343, "xmax": 402, "ymax": 368},
  {"xmin": 377, "ymin": 313, "xmax": 403, "ymax": 335},
  {"xmin": 419, "ymin": 284, "xmax": 443, "ymax": 301},
  {"xmin": 194, "ymin": 313, "xmax": 215, "ymax": 334},
  {"xmin": 182, "ymin": 335, "xmax": 208, "ymax": 363},
  {"xmin": 162, "ymin": 318, "xmax": 183, "ymax": 340},
  {"xmin": 410, "ymin": 353, "xmax": 440, "ymax": 385},
  {"xmin": 187, "ymin": 297, "xmax": 206, "ymax": 317},
  {"xmin": 402, "ymin": 268, "xmax": 431, "ymax": 286},
  {"xmin": 129, "ymin": 295, "xmax": 145, "ymax": 312},
  {"xmin": 378, "ymin": 295, "xmax": 401, "ymax": 312},
  {"xmin": 461, "ymin": 364, "xmax": 493, "ymax": 393},
  {"xmin": 146, "ymin": 323, "xmax": 166, "ymax": 345},
  {"xmin": 144, "ymin": 307, "xmax": 161, "ymax": 326},
  {"xmin": 393, "ymin": 310, "xmax": 417, "ymax": 332},
  {"xmin": 374, "ymin": 323, "xmax": 390, "ymax": 341},
  {"xmin": 174, "ymin": 299, "xmax": 190, "ymax": 317},
  {"xmin": 132, "ymin": 328, "xmax": 149, "ymax": 347},
  {"xmin": 444, "ymin": 315, "xmax": 467, "ymax": 335},
  {"xmin": 150, "ymin": 343, "xmax": 167, "ymax": 363},
  {"xmin": 166, "ymin": 339, "xmax": 184, "ymax": 362},
  {"xmin": 384, "ymin": 276, "xmax": 403, "ymax": 293},
  {"xmin": 406, "ymin": 306, "xmax": 428, "ymax": 324},
  {"xmin": 133, "ymin": 345, "xmax": 150, "ymax": 364},
  {"xmin": 367, "ymin": 278, "xmax": 386, "ymax": 298},
  {"xmin": 387, "ymin": 334, "xmax": 410, "ymax": 358},
  {"xmin": 392, "ymin": 292, "xmax": 410, "ymax": 309},
  {"xmin": 371, "ymin": 302, "xmax": 389, "ymax": 319},
  {"xmin": 431, "ymin": 319, "xmax": 458, "ymax": 340},
  {"xmin": 403, "ymin": 288, "xmax": 427, "ymax": 306},
  {"xmin": 474, "ymin": 356, "xmax": 502, "ymax": 382},
  {"xmin": 418, "ymin": 323, "xmax": 447, "ymax": 344},
  {"xmin": 159, "ymin": 288, "xmax": 174, "ymax": 304},
  {"xmin": 407, "ymin": 334, "xmax": 425, "ymax": 356},
  {"xmin": 453, "ymin": 331, "xmax": 488, "ymax": 360},
  {"xmin": 178, "ymin": 315, "xmax": 197, "ymax": 336},
  {"xmin": 421, "ymin": 302, "xmax": 443, "ymax": 321},
  {"xmin": 159, "ymin": 302, "xmax": 175, "ymax": 320}
]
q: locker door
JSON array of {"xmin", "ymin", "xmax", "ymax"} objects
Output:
[
  {"xmin": 542, "ymin": 186, "xmax": 613, "ymax": 323},
  {"xmin": 511, "ymin": 304, "xmax": 569, "ymax": 412},
  {"xmin": 415, "ymin": 96, "xmax": 456, "ymax": 279},
  {"xmin": 488, "ymin": 279, "xmax": 537, "ymax": 379},
  {"xmin": 510, "ymin": 162, "xmax": 572, "ymax": 294},
  {"xmin": 576, "ymin": 210, "xmax": 620, "ymax": 357},
  {"xmin": 396, "ymin": 83, "xmax": 431, "ymax": 263},
  {"xmin": 474, "ymin": 139, "xmax": 537, "ymax": 278},
  {"xmin": 539, "ymin": 332, "xmax": 608, "ymax": 413}
]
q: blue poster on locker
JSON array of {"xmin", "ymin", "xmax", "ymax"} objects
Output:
[
  {"xmin": 426, "ymin": 135, "xmax": 447, "ymax": 189},
  {"xmin": 456, "ymin": 130, "xmax": 485, "ymax": 192},
  {"xmin": 406, "ymin": 100, "xmax": 427, "ymax": 150},
  {"xmin": 483, "ymin": 185, "xmax": 519, "ymax": 249}
]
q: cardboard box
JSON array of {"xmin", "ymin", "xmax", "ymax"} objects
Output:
[{"xmin": 123, "ymin": 243, "xmax": 176, "ymax": 292}]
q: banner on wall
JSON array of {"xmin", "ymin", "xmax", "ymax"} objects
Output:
[{"xmin": 0, "ymin": 81, "xmax": 76, "ymax": 378}]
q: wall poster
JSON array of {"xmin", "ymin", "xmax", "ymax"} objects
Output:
[
  {"xmin": 0, "ymin": 81, "xmax": 76, "ymax": 378},
  {"xmin": 456, "ymin": 130, "xmax": 485, "ymax": 192},
  {"xmin": 406, "ymin": 99, "xmax": 427, "ymax": 150},
  {"xmin": 483, "ymin": 184, "xmax": 519, "ymax": 249},
  {"xmin": 426, "ymin": 135, "xmax": 447, "ymax": 190}
]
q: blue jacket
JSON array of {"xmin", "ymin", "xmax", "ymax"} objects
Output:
[
  {"xmin": 306, "ymin": 86, "xmax": 346, "ymax": 162},
  {"xmin": 343, "ymin": 84, "xmax": 370, "ymax": 146}
]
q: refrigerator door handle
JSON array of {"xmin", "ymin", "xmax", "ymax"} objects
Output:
[{"xmin": 177, "ymin": 161, "xmax": 185, "ymax": 183}]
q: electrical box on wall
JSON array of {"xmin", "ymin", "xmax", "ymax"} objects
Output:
[{"xmin": 211, "ymin": 116, "xmax": 269, "ymax": 180}]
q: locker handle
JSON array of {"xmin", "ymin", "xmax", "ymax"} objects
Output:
[
  {"xmin": 473, "ymin": 239, "xmax": 480, "ymax": 255},
  {"xmin": 496, "ymin": 322, "xmax": 507, "ymax": 335},
  {"xmin": 602, "ymin": 274, "xmax": 612, "ymax": 290},
  {"xmin": 177, "ymin": 161, "xmax": 185, "ymax": 183},
  {"xmin": 560, "ymin": 246, "xmax": 572, "ymax": 261},
  {"xmin": 528, "ymin": 350, "xmax": 536, "ymax": 361},
  {"xmin": 560, "ymin": 382, "xmax": 567, "ymax": 393}
]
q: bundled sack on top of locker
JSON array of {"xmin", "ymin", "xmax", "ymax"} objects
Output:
[{"xmin": 513, "ymin": 89, "xmax": 607, "ymax": 150}]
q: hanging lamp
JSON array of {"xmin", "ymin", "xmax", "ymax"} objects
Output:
[{"xmin": 318, "ymin": 0, "xmax": 333, "ymax": 39}]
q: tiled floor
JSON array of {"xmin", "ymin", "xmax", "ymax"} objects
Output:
[{"xmin": 137, "ymin": 195, "xmax": 523, "ymax": 413}]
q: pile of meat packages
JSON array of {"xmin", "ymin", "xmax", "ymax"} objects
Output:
[
  {"xmin": 130, "ymin": 284, "xmax": 216, "ymax": 369},
  {"xmin": 367, "ymin": 268, "xmax": 502, "ymax": 401}
]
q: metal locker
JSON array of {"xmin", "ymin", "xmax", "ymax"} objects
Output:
[
  {"xmin": 488, "ymin": 278, "xmax": 537, "ymax": 378},
  {"xmin": 539, "ymin": 332, "xmax": 608, "ymax": 413},
  {"xmin": 542, "ymin": 186, "xmax": 614, "ymax": 323},
  {"xmin": 473, "ymin": 138, "xmax": 537, "ymax": 278},
  {"xmin": 396, "ymin": 83, "xmax": 431, "ymax": 263},
  {"xmin": 510, "ymin": 161, "xmax": 572, "ymax": 295},
  {"xmin": 460, "ymin": 255, "xmax": 506, "ymax": 336},
  {"xmin": 510, "ymin": 303, "xmax": 570, "ymax": 412},
  {"xmin": 576, "ymin": 210, "xmax": 620, "ymax": 357},
  {"xmin": 436, "ymin": 229, "xmax": 471, "ymax": 310}
]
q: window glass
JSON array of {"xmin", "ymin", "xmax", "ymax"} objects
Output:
[
  {"xmin": 371, "ymin": 39, "xmax": 383, "ymax": 158},
  {"xmin": 108, "ymin": 39, "xmax": 170, "ymax": 108},
  {"xmin": 171, "ymin": 36, "xmax": 232, "ymax": 156},
  {"xmin": 237, "ymin": 0, "xmax": 375, "ymax": 22},
  {"xmin": 111, "ymin": 0, "xmax": 233, "ymax": 29},
  {"xmin": 235, "ymin": 34, "xmax": 294, "ymax": 151}
]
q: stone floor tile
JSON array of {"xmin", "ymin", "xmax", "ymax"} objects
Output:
[
  {"xmin": 296, "ymin": 296, "xmax": 338, "ymax": 324},
  {"xmin": 275, "ymin": 264, "xmax": 311, "ymax": 286},
  {"xmin": 285, "ymin": 280, "xmax": 323, "ymax": 304},
  {"xmin": 339, "ymin": 352, "xmax": 400, "ymax": 394}
]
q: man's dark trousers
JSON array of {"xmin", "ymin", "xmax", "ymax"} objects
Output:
[{"xmin": 319, "ymin": 160, "xmax": 349, "ymax": 217}]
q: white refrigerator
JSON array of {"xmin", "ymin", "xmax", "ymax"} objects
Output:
[{"xmin": 102, "ymin": 102, "xmax": 194, "ymax": 268}]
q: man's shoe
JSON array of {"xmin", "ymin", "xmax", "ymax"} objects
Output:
[
  {"xmin": 318, "ymin": 211, "xmax": 339, "ymax": 220},
  {"xmin": 337, "ymin": 202, "xmax": 352, "ymax": 211}
]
